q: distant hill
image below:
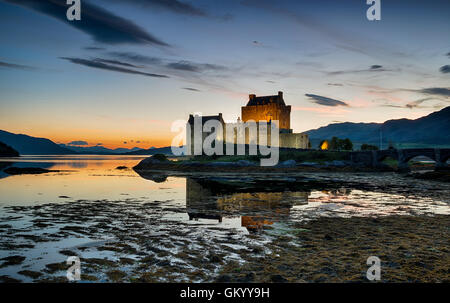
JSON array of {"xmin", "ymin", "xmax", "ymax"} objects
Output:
[
  {"xmin": 305, "ymin": 106, "xmax": 450, "ymax": 149},
  {"xmin": 0, "ymin": 130, "xmax": 74, "ymax": 155},
  {"xmin": 58, "ymin": 144, "xmax": 142, "ymax": 155},
  {"xmin": 123, "ymin": 146, "xmax": 175, "ymax": 155},
  {"xmin": 0, "ymin": 141, "xmax": 19, "ymax": 157}
]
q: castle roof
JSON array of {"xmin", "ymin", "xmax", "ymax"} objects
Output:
[
  {"xmin": 246, "ymin": 91, "xmax": 285, "ymax": 106},
  {"xmin": 187, "ymin": 113, "xmax": 224, "ymax": 125}
]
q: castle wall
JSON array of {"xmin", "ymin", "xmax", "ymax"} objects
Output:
[
  {"xmin": 241, "ymin": 104, "xmax": 291, "ymax": 130},
  {"xmin": 280, "ymin": 133, "xmax": 309, "ymax": 149},
  {"xmin": 224, "ymin": 122, "xmax": 309, "ymax": 149},
  {"xmin": 187, "ymin": 92, "xmax": 310, "ymax": 154}
]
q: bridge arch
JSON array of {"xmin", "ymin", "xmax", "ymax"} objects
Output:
[
  {"xmin": 376, "ymin": 150, "xmax": 398, "ymax": 162},
  {"xmin": 402, "ymin": 153, "xmax": 436, "ymax": 163},
  {"xmin": 442, "ymin": 154, "xmax": 450, "ymax": 163}
]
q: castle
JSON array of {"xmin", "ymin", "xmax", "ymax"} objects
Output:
[{"xmin": 187, "ymin": 91, "xmax": 310, "ymax": 153}]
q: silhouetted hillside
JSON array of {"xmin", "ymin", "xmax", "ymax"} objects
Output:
[
  {"xmin": 0, "ymin": 130, "xmax": 74, "ymax": 155},
  {"xmin": 123, "ymin": 146, "xmax": 175, "ymax": 155},
  {"xmin": 58, "ymin": 144, "xmax": 142, "ymax": 154},
  {"xmin": 306, "ymin": 106, "xmax": 450, "ymax": 148},
  {"xmin": 0, "ymin": 141, "xmax": 19, "ymax": 157}
]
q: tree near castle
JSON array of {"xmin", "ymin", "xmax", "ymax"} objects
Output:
[{"xmin": 322, "ymin": 137, "xmax": 353, "ymax": 151}]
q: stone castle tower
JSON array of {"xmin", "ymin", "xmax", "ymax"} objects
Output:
[
  {"xmin": 187, "ymin": 91, "xmax": 310, "ymax": 152},
  {"xmin": 239, "ymin": 91, "xmax": 309, "ymax": 149},
  {"xmin": 241, "ymin": 91, "xmax": 291, "ymax": 130}
]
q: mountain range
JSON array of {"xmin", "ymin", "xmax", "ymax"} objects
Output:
[
  {"xmin": 1, "ymin": 106, "xmax": 449, "ymax": 154},
  {"xmin": 0, "ymin": 130, "xmax": 74, "ymax": 155},
  {"xmin": 0, "ymin": 130, "xmax": 174, "ymax": 155},
  {"xmin": 57, "ymin": 144, "xmax": 143, "ymax": 154},
  {"xmin": 305, "ymin": 106, "xmax": 450, "ymax": 149}
]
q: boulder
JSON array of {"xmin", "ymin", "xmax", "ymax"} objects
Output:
[
  {"xmin": 206, "ymin": 162, "xmax": 237, "ymax": 167},
  {"xmin": 298, "ymin": 161, "xmax": 319, "ymax": 167},
  {"xmin": 277, "ymin": 160, "xmax": 296, "ymax": 167},
  {"xmin": 236, "ymin": 160, "xmax": 256, "ymax": 167}
]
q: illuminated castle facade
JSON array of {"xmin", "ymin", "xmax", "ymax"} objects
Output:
[
  {"xmin": 242, "ymin": 91, "xmax": 291, "ymax": 129},
  {"xmin": 187, "ymin": 91, "xmax": 310, "ymax": 152},
  {"xmin": 240, "ymin": 91, "xmax": 309, "ymax": 149}
]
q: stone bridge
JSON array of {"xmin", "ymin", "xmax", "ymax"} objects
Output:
[{"xmin": 350, "ymin": 148, "xmax": 450, "ymax": 172}]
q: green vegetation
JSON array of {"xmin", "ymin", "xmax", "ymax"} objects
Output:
[
  {"xmin": 381, "ymin": 158, "xmax": 398, "ymax": 168},
  {"xmin": 361, "ymin": 143, "xmax": 379, "ymax": 151},
  {"xmin": 189, "ymin": 154, "xmax": 260, "ymax": 163},
  {"xmin": 278, "ymin": 150, "xmax": 349, "ymax": 163},
  {"xmin": 152, "ymin": 153, "xmax": 169, "ymax": 162},
  {"xmin": 329, "ymin": 137, "xmax": 353, "ymax": 151},
  {"xmin": 319, "ymin": 137, "xmax": 353, "ymax": 151},
  {"xmin": 182, "ymin": 150, "xmax": 350, "ymax": 164}
]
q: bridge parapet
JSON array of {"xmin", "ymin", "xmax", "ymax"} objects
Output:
[{"xmin": 350, "ymin": 148, "xmax": 449, "ymax": 172}]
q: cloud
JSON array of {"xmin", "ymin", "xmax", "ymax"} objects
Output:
[
  {"xmin": 327, "ymin": 83, "xmax": 343, "ymax": 86},
  {"xmin": 420, "ymin": 88, "xmax": 450, "ymax": 98},
  {"xmin": 68, "ymin": 140, "xmax": 88, "ymax": 146},
  {"xmin": 447, "ymin": 52, "xmax": 450, "ymax": 58},
  {"xmin": 109, "ymin": 52, "xmax": 229, "ymax": 76},
  {"xmin": 60, "ymin": 57, "xmax": 169, "ymax": 78},
  {"xmin": 405, "ymin": 98, "xmax": 434, "ymax": 109},
  {"xmin": 93, "ymin": 58, "xmax": 141, "ymax": 68},
  {"xmin": 83, "ymin": 47, "xmax": 106, "ymax": 51},
  {"xmin": 183, "ymin": 87, "xmax": 200, "ymax": 92},
  {"xmin": 108, "ymin": 52, "xmax": 162, "ymax": 65},
  {"xmin": 166, "ymin": 61, "xmax": 200, "ymax": 72},
  {"xmin": 0, "ymin": 60, "xmax": 36, "ymax": 71},
  {"xmin": 327, "ymin": 65, "xmax": 390, "ymax": 75},
  {"xmin": 439, "ymin": 65, "xmax": 450, "ymax": 73},
  {"xmin": 166, "ymin": 61, "xmax": 227, "ymax": 72},
  {"xmin": 380, "ymin": 97, "xmax": 436, "ymax": 109},
  {"xmin": 109, "ymin": 0, "xmax": 207, "ymax": 17},
  {"xmin": 305, "ymin": 94, "xmax": 349, "ymax": 107},
  {"xmin": 4, "ymin": 0, "xmax": 169, "ymax": 46}
]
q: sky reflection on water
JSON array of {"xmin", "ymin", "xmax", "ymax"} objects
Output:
[{"xmin": 0, "ymin": 156, "xmax": 449, "ymax": 282}]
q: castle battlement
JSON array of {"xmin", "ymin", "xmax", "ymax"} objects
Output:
[{"xmin": 242, "ymin": 91, "xmax": 291, "ymax": 130}]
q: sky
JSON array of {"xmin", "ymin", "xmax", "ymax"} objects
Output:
[{"xmin": 0, "ymin": 0, "xmax": 449, "ymax": 149}]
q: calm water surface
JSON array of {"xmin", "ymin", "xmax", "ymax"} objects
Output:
[{"xmin": 0, "ymin": 155, "xmax": 448, "ymax": 282}]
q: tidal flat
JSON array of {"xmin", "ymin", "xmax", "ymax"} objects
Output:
[{"xmin": 0, "ymin": 155, "xmax": 448, "ymax": 282}]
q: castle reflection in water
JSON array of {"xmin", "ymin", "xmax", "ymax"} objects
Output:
[{"xmin": 185, "ymin": 177, "xmax": 350, "ymax": 232}]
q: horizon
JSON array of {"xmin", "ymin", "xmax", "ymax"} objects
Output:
[
  {"xmin": 2, "ymin": 104, "xmax": 449, "ymax": 150},
  {"xmin": 1, "ymin": 0, "xmax": 449, "ymax": 149}
]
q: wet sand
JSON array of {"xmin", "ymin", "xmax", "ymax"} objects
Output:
[
  {"xmin": 0, "ymin": 197, "xmax": 448, "ymax": 282},
  {"xmin": 0, "ymin": 156, "xmax": 448, "ymax": 283},
  {"xmin": 218, "ymin": 215, "xmax": 450, "ymax": 282}
]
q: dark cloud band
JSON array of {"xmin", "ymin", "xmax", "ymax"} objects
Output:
[
  {"xmin": 60, "ymin": 57, "xmax": 169, "ymax": 78},
  {"xmin": 439, "ymin": 65, "xmax": 450, "ymax": 74},
  {"xmin": 305, "ymin": 94, "xmax": 349, "ymax": 107},
  {"xmin": 4, "ymin": 0, "xmax": 169, "ymax": 46},
  {"xmin": 0, "ymin": 60, "xmax": 35, "ymax": 70},
  {"xmin": 420, "ymin": 88, "xmax": 450, "ymax": 97},
  {"xmin": 109, "ymin": 0, "xmax": 207, "ymax": 17}
]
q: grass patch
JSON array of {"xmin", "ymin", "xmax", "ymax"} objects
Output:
[{"xmin": 180, "ymin": 150, "xmax": 350, "ymax": 164}]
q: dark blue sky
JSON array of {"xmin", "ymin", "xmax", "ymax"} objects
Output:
[{"xmin": 0, "ymin": 0, "xmax": 449, "ymax": 147}]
